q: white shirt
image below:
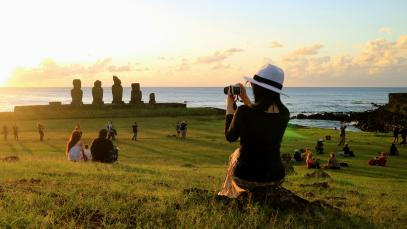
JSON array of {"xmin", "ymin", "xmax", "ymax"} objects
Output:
[{"xmin": 68, "ymin": 141, "xmax": 84, "ymax": 161}]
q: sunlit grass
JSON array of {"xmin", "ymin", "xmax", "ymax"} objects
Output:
[{"xmin": 0, "ymin": 115, "xmax": 406, "ymax": 228}]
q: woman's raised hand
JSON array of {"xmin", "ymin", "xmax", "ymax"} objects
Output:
[
  {"xmin": 237, "ymin": 83, "xmax": 252, "ymax": 107},
  {"xmin": 226, "ymin": 94, "xmax": 236, "ymax": 115}
]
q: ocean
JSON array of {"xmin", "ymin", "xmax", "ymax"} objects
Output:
[{"xmin": 1, "ymin": 87, "xmax": 406, "ymax": 130}]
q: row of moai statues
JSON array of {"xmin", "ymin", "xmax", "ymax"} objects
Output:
[{"xmin": 71, "ymin": 76, "xmax": 156, "ymax": 105}]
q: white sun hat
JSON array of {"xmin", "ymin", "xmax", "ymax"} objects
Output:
[{"xmin": 244, "ymin": 64, "xmax": 287, "ymax": 96}]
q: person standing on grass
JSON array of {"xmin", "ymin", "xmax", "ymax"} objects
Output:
[
  {"xmin": 180, "ymin": 121, "xmax": 188, "ymax": 139},
  {"xmin": 400, "ymin": 126, "xmax": 407, "ymax": 145},
  {"xmin": 12, "ymin": 124, "xmax": 18, "ymax": 140},
  {"xmin": 218, "ymin": 64, "xmax": 290, "ymax": 198},
  {"xmin": 132, "ymin": 122, "xmax": 138, "ymax": 141},
  {"xmin": 393, "ymin": 126, "xmax": 399, "ymax": 143},
  {"xmin": 338, "ymin": 123, "xmax": 347, "ymax": 146},
  {"xmin": 107, "ymin": 121, "xmax": 117, "ymax": 141},
  {"xmin": 2, "ymin": 125, "xmax": 8, "ymax": 141},
  {"xmin": 175, "ymin": 121, "xmax": 181, "ymax": 138},
  {"xmin": 37, "ymin": 123, "xmax": 45, "ymax": 141}
]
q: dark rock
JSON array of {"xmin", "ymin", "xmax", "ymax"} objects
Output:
[
  {"xmin": 71, "ymin": 79, "xmax": 83, "ymax": 106},
  {"xmin": 92, "ymin": 80, "xmax": 104, "ymax": 105},
  {"xmin": 129, "ymin": 83, "xmax": 143, "ymax": 105},
  {"xmin": 1, "ymin": 156, "xmax": 19, "ymax": 162},
  {"xmin": 299, "ymin": 182, "xmax": 330, "ymax": 189},
  {"xmin": 112, "ymin": 75, "xmax": 125, "ymax": 104},
  {"xmin": 304, "ymin": 169, "xmax": 331, "ymax": 178}
]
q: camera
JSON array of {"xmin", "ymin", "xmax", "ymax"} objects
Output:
[{"xmin": 223, "ymin": 85, "xmax": 241, "ymax": 95}]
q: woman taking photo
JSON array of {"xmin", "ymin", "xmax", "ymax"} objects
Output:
[
  {"xmin": 218, "ymin": 64, "xmax": 290, "ymax": 198},
  {"xmin": 66, "ymin": 130, "xmax": 87, "ymax": 161}
]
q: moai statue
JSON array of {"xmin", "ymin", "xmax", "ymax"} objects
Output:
[
  {"xmin": 112, "ymin": 75, "xmax": 124, "ymax": 104},
  {"xmin": 129, "ymin": 83, "xmax": 142, "ymax": 104},
  {"xmin": 149, "ymin": 93, "xmax": 156, "ymax": 104},
  {"xmin": 71, "ymin": 79, "xmax": 83, "ymax": 105},
  {"xmin": 92, "ymin": 80, "xmax": 104, "ymax": 105}
]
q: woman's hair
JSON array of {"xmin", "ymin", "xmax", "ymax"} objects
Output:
[
  {"xmin": 66, "ymin": 130, "xmax": 82, "ymax": 156},
  {"xmin": 99, "ymin": 128, "xmax": 108, "ymax": 138},
  {"xmin": 251, "ymin": 83, "xmax": 288, "ymax": 112},
  {"xmin": 330, "ymin": 152, "xmax": 335, "ymax": 158},
  {"xmin": 306, "ymin": 152, "xmax": 313, "ymax": 161}
]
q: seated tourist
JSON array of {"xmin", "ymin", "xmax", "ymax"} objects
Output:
[
  {"xmin": 218, "ymin": 64, "xmax": 290, "ymax": 199},
  {"xmin": 91, "ymin": 129, "xmax": 118, "ymax": 163},
  {"xmin": 302, "ymin": 148, "xmax": 312, "ymax": 161},
  {"xmin": 368, "ymin": 152, "xmax": 387, "ymax": 166},
  {"xmin": 315, "ymin": 139, "xmax": 324, "ymax": 154},
  {"xmin": 389, "ymin": 143, "xmax": 398, "ymax": 156},
  {"xmin": 293, "ymin": 149, "xmax": 303, "ymax": 162},
  {"xmin": 84, "ymin": 144, "xmax": 92, "ymax": 160},
  {"xmin": 324, "ymin": 152, "xmax": 340, "ymax": 169},
  {"xmin": 341, "ymin": 143, "xmax": 355, "ymax": 157},
  {"xmin": 66, "ymin": 130, "xmax": 87, "ymax": 161},
  {"xmin": 377, "ymin": 152, "xmax": 387, "ymax": 166},
  {"xmin": 306, "ymin": 152, "xmax": 320, "ymax": 169}
]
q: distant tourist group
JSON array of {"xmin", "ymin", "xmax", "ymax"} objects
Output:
[{"xmin": 64, "ymin": 119, "xmax": 188, "ymax": 163}]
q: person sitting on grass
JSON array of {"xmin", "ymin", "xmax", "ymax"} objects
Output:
[
  {"xmin": 315, "ymin": 139, "xmax": 324, "ymax": 154},
  {"xmin": 302, "ymin": 148, "xmax": 312, "ymax": 161},
  {"xmin": 324, "ymin": 152, "xmax": 340, "ymax": 169},
  {"xmin": 368, "ymin": 152, "xmax": 387, "ymax": 166},
  {"xmin": 218, "ymin": 64, "xmax": 290, "ymax": 199},
  {"xmin": 306, "ymin": 152, "xmax": 320, "ymax": 169},
  {"xmin": 91, "ymin": 129, "xmax": 118, "ymax": 163},
  {"xmin": 84, "ymin": 144, "xmax": 92, "ymax": 160},
  {"xmin": 292, "ymin": 149, "xmax": 303, "ymax": 162},
  {"xmin": 341, "ymin": 143, "xmax": 355, "ymax": 157},
  {"xmin": 66, "ymin": 130, "xmax": 87, "ymax": 161},
  {"xmin": 389, "ymin": 143, "xmax": 398, "ymax": 156}
]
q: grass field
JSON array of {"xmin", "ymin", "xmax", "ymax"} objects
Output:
[{"xmin": 0, "ymin": 115, "xmax": 406, "ymax": 228}]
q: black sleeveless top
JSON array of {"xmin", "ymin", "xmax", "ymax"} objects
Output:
[{"xmin": 225, "ymin": 105, "xmax": 289, "ymax": 182}]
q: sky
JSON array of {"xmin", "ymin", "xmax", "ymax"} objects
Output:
[{"xmin": 0, "ymin": 0, "xmax": 406, "ymax": 87}]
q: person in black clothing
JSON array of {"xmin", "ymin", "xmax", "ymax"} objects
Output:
[
  {"xmin": 342, "ymin": 143, "xmax": 355, "ymax": 157},
  {"xmin": 315, "ymin": 139, "xmax": 324, "ymax": 154},
  {"xmin": 91, "ymin": 129, "xmax": 117, "ymax": 163},
  {"xmin": 393, "ymin": 126, "xmax": 399, "ymax": 143},
  {"xmin": 132, "ymin": 122, "xmax": 138, "ymax": 141},
  {"xmin": 389, "ymin": 143, "xmax": 398, "ymax": 156},
  {"xmin": 218, "ymin": 64, "xmax": 289, "ymax": 198},
  {"xmin": 400, "ymin": 127, "xmax": 407, "ymax": 146}
]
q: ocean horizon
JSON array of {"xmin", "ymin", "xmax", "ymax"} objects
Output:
[{"xmin": 1, "ymin": 87, "xmax": 406, "ymax": 130}]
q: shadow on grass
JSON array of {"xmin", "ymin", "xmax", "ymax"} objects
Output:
[
  {"xmin": 42, "ymin": 141, "xmax": 64, "ymax": 152},
  {"xmin": 178, "ymin": 188, "xmax": 378, "ymax": 228},
  {"xmin": 4, "ymin": 140, "xmax": 18, "ymax": 153},
  {"xmin": 18, "ymin": 142, "xmax": 33, "ymax": 154}
]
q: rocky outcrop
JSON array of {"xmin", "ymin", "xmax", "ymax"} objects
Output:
[{"xmin": 292, "ymin": 93, "xmax": 407, "ymax": 132}]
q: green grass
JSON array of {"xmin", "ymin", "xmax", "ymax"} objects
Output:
[{"xmin": 0, "ymin": 115, "xmax": 406, "ymax": 228}]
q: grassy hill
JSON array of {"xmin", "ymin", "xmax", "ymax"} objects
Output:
[{"xmin": 0, "ymin": 115, "xmax": 406, "ymax": 228}]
